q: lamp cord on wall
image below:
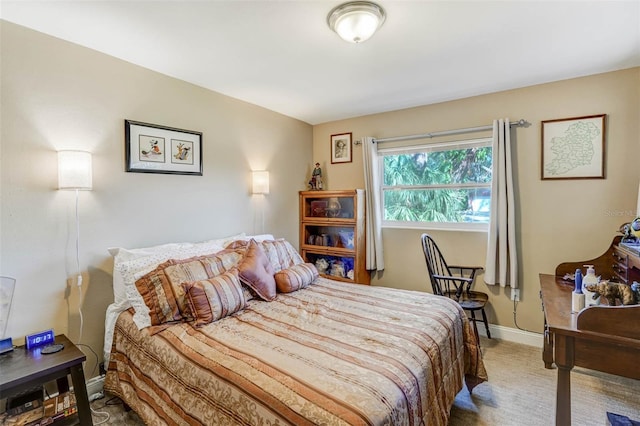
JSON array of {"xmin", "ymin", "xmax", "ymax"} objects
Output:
[
  {"xmin": 512, "ymin": 299, "xmax": 542, "ymax": 334},
  {"xmin": 75, "ymin": 189, "xmax": 84, "ymax": 345},
  {"xmin": 73, "ymin": 191, "xmax": 109, "ymax": 424}
]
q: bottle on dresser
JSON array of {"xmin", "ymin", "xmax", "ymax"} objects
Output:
[
  {"xmin": 572, "ymin": 268, "xmax": 585, "ymax": 312},
  {"xmin": 582, "ymin": 264, "xmax": 601, "ymax": 307}
]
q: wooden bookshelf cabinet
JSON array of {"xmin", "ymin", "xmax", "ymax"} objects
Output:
[{"xmin": 299, "ymin": 190, "xmax": 370, "ymax": 285}]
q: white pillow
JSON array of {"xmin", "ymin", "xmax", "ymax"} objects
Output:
[
  {"xmin": 109, "ymin": 242, "xmax": 192, "ymax": 304},
  {"xmin": 108, "ymin": 233, "xmax": 251, "ymax": 305},
  {"xmin": 108, "ymin": 233, "xmax": 275, "ymax": 330},
  {"xmin": 115, "ymin": 242, "xmax": 224, "ymax": 309},
  {"xmin": 235, "ymin": 234, "xmax": 275, "ymax": 242}
]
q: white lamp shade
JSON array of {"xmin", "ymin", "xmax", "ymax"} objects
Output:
[
  {"xmin": 252, "ymin": 171, "xmax": 269, "ymax": 194},
  {"xmin": 58, "ymin": 150, "xmax": 92, "ymax": 190},
  {"xmin": 328, "ymin": 1, "xmax": 386, "ymax": 43}
]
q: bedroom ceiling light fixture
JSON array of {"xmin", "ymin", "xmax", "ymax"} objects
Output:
[
  {"xmin": 327, "ymin": 1, "xmax": 386, "ymax": 43},
  {"xmin": 252, "ymin": 170, "xmax": 270, "ymax": 195},
  {"xmin": 58, "ymin": 150, "xmax": 92, "ymax": 345}
]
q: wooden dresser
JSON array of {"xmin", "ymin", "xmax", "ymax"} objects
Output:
[{"xmin": 539, "ymin": 236, "xmax": 640, "ymax": 425}]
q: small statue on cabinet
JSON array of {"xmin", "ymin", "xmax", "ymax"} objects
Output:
[
  {"xmin": 584, "ymin": 281, "xmax": 637, "ymax": 306},
  {"xmin": 619, "ymin": 222, "xmax": 635, "ymax": 243},
  {"xmin": 631, "ymin": 217, "xmax": 640, "ymax": 240},
  {"xmin": 308, "ymin": 162, "xmax": 323, "ymax": 190}
]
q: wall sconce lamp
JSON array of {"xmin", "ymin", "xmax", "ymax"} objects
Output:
[
  {"xmin": 57, "ymin": 150, "xmax": 92, "ymax": 345},
  {"xmin": 252, "ymin": 171, "xmax": 270, "ymax": 195},
  {"xmin": 58, "ymin": 150, "xmax": 92, "ymax": 191}
]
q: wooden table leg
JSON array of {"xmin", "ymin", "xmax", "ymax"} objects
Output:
[
  {"xmin": 70, "ymin": 363, "xmax": 93, "ymax": 425},
  {"xmin": 553, "ymin": 334, "xmax": 575, "ymax": 426},
  {"xmin": 541, "ymin": 293, "xmax": 553, "ymax": 369},
  {"xmin": 543, "ymin": 326, "xmax": 554, "ymax": 369}
]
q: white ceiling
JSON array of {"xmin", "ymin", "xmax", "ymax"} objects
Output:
[{"xmin": 1, "ymin": 1, "xmax": 639, "ymax": 125}]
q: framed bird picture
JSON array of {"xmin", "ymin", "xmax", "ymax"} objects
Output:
[{"xmin": 125, "ymin": 119, "xmax": 203, "ymax": 176}]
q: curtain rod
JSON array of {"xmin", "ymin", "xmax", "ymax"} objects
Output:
[{"xmin": 359, "ymin": 119, "xmax": 528, "ymax": 145}]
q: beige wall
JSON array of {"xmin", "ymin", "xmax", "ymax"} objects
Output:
[
  {"xmin": 313, "ymin": 67, "xmax": 640, "ymax": 333},
  {"xmin": 2, "ymin": 19, "xmax": 638, "ymax": 380},
  {"xmin": 0, "ymin": 21, "xmax": 312, "ymax": 375}
]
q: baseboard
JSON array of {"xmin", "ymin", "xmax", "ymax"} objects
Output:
[
  {"xmin": 86, "ymin": 375, "xmax": 105, "ymax": 396},
  {"xmin": 478, "ymin": 324, "xmax": 544, "ymax": 348}
]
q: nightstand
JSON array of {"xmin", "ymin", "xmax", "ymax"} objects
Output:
[{"xmin": 0, "ymin": 334, "xmax": 92, "ymax": 425}]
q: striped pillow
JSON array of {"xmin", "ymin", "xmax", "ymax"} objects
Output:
[
  {"xmin": 274, "ymin": 263, "xmax": 319, "ymax": 293},
  {"xmin": 227, "ymin": 238, "xmax": 303, "ymax": 273},
  {"xmin": 181, "ymin": 269, "xmax": 246, "ymax": 327},
  {"xmin": 134, "ymin": 249, "xmax": 244, "ymax": 327}
]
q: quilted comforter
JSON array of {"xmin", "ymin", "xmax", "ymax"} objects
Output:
[{"xmin": 105, "ymin": 278, "xmax": 487, "ymax": 425}]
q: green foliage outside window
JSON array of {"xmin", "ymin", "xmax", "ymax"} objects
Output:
[{"xmin": 382, "ymin": 146, "xmax": 492, "ymax": 223}]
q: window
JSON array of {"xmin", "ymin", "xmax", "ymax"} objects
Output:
[{"xmin": 379, "ymin": 137, "xmax": 492, "ymax": 230}]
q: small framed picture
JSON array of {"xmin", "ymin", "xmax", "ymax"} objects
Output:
[
  {"xmin": 125, "ymin": 120, "xmax": 203, "ymax": 175},
  {"xmin": 330, "ymin": 132, "xmax": 352, "ymax": 164},
  {"xmin": 541, "ymin": 114, "xmax": 606, "ymax": 180}
]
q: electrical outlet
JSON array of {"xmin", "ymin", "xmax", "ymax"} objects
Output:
[
  {"xmin": 510, "ymin": 288, "xmax": 520, "ymax": 301},
  {"xmin": 85, "ymin": 376, "xmax": 104, "ymax": 396}
]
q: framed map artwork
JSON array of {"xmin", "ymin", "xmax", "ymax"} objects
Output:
[{"xmin": 541, "ymin": 114, "xmax": 606, "ymax": 180}]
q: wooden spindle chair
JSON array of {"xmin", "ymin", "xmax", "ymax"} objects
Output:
[{"xmin": 420, "ymin": 233, "xmax": 491, "ymax": 342}]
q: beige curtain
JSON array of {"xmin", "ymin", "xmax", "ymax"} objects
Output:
[
  {"xmin": 362, "ymin": 137, "xmax": 385, "ymax": 271},
  {"xmin": 485, "ymin": 119, "xmax": 518, "ymax": 288}
]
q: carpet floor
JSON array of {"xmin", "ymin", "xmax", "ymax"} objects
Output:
[{"xmin": 90, "ymin": 337, "xmax": 639, "ymax": 425}]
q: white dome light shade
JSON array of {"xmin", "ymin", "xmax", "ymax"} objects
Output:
[{"xmin": 327, "ymin": 1, "xmax": 386, "ymax": 43}]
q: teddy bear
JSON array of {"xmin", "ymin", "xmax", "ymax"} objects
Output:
[{"xmin": 584, "ymin": 281, "xmax": 637, "ymax": 306}]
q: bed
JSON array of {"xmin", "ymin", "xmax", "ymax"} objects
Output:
[{"xmin": 103, "ymin": 236, "xmax": 487, "ymax": 426}]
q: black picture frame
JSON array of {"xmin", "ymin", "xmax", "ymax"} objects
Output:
[{"xmin": 125, "ymin": 119, "xmax": 203, "ymax": 176}]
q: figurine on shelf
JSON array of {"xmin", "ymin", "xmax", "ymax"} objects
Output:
[
  {"xmin": 315, "ymin": 258, "xmax": 329, "ymax": 275},
  {"xmin": 630, "ymin": 217, "xmax": 640, "ymax": 240},
  {"xmin": 331, "ymin": 260, "xmax": 345, "ymax": 278},
  {"xmin": 620, "ymin": 222, "xmax": 635, "ymax": 242},
  {"xmin": 585, "ymin": 281, "xmax": 637, "ymax": 306},
  {"xmin": 308, "ymin": 162, "xmax": 323, "ymax": 190}
]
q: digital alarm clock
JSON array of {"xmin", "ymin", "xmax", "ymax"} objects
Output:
[{"xmin": 25, "ymin": 329, "xmax": 55, "ymax": 350}]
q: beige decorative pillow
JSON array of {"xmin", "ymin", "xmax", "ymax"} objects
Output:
[
  {"xmin": 227, "ymin": 238, "xmax": 304, "ymax": 273},
  {"xmin": 274, "ymin": 263, "xmax": 319, "ymax": 293},
  {"xmin": 134, "ymin": 249, "xmax": 244, "ymax": 327},
  {"xmin": 181, "ymin": 269, "xmax": 246, "ymax": 327},
  {"xmin": 237, "ymin": 239, "xmax": 277, "ymax": 301}
]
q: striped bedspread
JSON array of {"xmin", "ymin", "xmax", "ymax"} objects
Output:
[{"xmin": 105, "ymin": 278, "xmax": 487, "ymax": 425}]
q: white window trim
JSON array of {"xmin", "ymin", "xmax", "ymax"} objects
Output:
[
  {"xmin": 382, "ymin": 219, "xmax": 488, "ymax": 232},
  {"xmin": 378, "ymin": 136, "xmax": 492, "ymax": 232}
]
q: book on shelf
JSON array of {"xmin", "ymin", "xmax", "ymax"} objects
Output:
[
  {"xmin": 1, "ymin": 395, "xmax": 43, "ymax": 426},
  {"xmin": 2, "ymin": 392, "xmax": 77, "ymax": 426},
  {"xmin": 38, "ymin": 392, "xmax": 77, "ymax": 425}
]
